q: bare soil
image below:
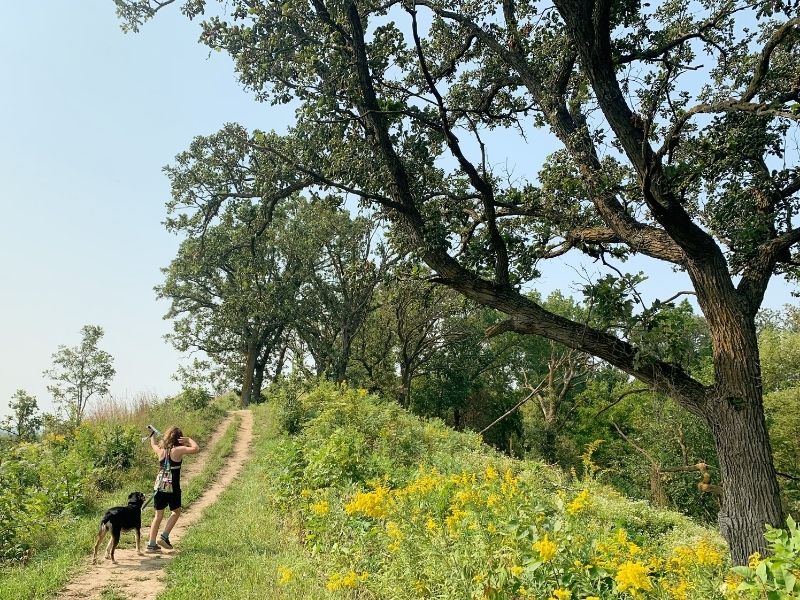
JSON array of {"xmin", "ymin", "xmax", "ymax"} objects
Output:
[{"xmin": 56, "ymin": 409, "xmax": 254, "ymax": 600}]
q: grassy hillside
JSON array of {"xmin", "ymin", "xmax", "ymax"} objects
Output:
[{"xmin": 163, "ymin": 382, "xmax": 789, "ymax": 599}]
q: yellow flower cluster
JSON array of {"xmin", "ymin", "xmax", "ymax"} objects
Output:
[
  {"xmin": 549, "ymin": 589, "xmax": 571, "ymax": 600},
  {"xmin": 386, "ymin": 520, "xmax": 403, "ymax": 552},
  {"xmin": 669, "ymin": 538, "xmax": 723, "ymax": 572},
  {"xmin": 277, "ymin": 566, "xmax": 293, "ymax": 585},
  {"xmin": 615, "ymin": 561, "xmax": 653, "ymax": 595},
  {"xmin": 500, "ymin": 468, "xmax": 518, "ymax": 496},
  {"xmin": 566, "ymin": 489, "xmax": 591, "ymax": 515},
  {"xmin": 310, "ymin": 499, "xmax": 329, "ymax": 515},
  {"xmin": 533, "ymin": 534, "xmax": 558, "ymax": 562},
  {"xmin": 445, "ymin": 506, "xmax": 469, "ymax": 532},
  {"xmin": 326, "ymin": 570, "xmax": 368, "ymax": 591},
  {"xmin": 400, "ymin": 467, "xmax": 442, "ymax": 496},
  {"xmin": 344, "ymin": 484, "xmax": 391, "ymax": 518}
]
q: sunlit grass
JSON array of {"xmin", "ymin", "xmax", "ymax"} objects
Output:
[{"xmin": 160, "ymin": 405, "xmax": 329, "ymax": 600}]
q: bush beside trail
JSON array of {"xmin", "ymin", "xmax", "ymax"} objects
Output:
[{"xmin": 267, "ymin": 381, "xmax": 798, "ymax": 599}]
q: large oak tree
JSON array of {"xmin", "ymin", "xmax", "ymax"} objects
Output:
[{"xmin": 117, "ymin": 0, "xmax": 800, "ymax": 562}]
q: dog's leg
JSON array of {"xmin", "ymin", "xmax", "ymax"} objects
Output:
[
  {"xmin": 92, "ymin": 523, "xmax": 108, "ymax": 564},
  {"xmin": 135, "ymin": 527, "xmax": 142, "ymax": 555},
  {"xmin": 109, "ymin": 532, "xmax": 120, "ymax": 563}
]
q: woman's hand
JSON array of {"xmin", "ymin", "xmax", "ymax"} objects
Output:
[{"xmin": 177, "ymin": 436, "xmax": 200, "ymax": 454}]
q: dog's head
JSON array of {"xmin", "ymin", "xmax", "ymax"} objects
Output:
[{"xmin": 127, "ymin": 491, "xmax": 146, "ymax": 507}]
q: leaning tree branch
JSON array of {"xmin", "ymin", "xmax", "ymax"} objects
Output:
[
  {"xmin": 737, "ymin": 226, "xmax": 800, "ymax": 314},
  {"xmin": 409, "ymin": 7, "xmax": 510, "ymax": 285},
  {"xmin": 742, "ymin": 17, "xmax": 800, "ymax": 102}
]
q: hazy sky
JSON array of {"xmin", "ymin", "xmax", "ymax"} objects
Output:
[
  {"xmin": 0, "ymin": 2, "xmax": 292, "ymax": 416},
  {"xmin": 1, "ymin": 2, "xmax": 796, "ymax": 419}
]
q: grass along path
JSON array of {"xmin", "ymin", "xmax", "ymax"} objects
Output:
[
  {"xmin": 55, "ymin": 410, "xmax": 252, "ymax": 600},
  {"xmin": 157, "ymin": 404, "xmax": 329, "ymax": 600}
]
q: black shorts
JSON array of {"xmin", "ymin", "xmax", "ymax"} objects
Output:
[{"xmin": 153, "ymin": 490, "xmax": 182, "ymax": 511}]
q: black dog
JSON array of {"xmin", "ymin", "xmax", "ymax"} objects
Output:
[{"xmin": 92, "ymin": 491, "xmax": 146, "ymax": 563}]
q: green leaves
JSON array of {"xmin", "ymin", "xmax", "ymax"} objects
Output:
[
  {"xmin": 730, "ymin": 516, "xmax": 800, "ymax": 597},
  {"xmin": 43, "ymin": 325, "xmax": 115, "ymax": 427}
]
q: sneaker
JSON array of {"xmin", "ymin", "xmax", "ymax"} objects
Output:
[
  {"xmin": 158, "ymin": 534, "xmax": 173, "ymax": 550},
  {"xmin": 145, "ymin": 543, "xmax": 161, "ymax": 553}
]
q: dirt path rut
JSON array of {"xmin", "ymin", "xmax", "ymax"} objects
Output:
[{"xmin": 57, "ymin": 409, "xmax": 254, "ymax": 600}]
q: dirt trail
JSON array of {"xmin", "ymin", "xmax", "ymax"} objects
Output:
[{"xmin": 56, "ymin": 409, "xmax": 254, "ymax": 600}]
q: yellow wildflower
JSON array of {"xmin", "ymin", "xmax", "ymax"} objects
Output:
[
  {"xmin": 386, "ymin": 521, "xmax": 402, "ymax": 539},
  {"xmin": 445, "ymin": 507, "xmax": 468, "ymax": 531},
  {"xmin": 310, "ymin": 500, "xmax": 329, "ymax": 515},
  {"xmin": 510, "ymin": 565, "xmax": 524, "ymax": 577},
  {"xmin": 668, "ymin": 580, "xmax": 689, "ymax": 600},
  {"xmin": 485, "ymin": 465, "xmax": 498, "ymax": 480},
  {"xmin": 277, "ymin": 566, "xmax": 293, "ymax": 585},
  {"xmin": 566, "ymin": 489, "xmax": 591, "ymax": 514},
  {"xmin": 486, "ymin": 523, "xmax": 496, "ymax": 534},
  {"xmin": 501, "ymin": 468, "xmax": 518, "ymax": 496},
  {"xmin": 486, "ymin": 494, "xmax": 499, "ymax": 507},
  {"xmin": 533, "ymin": 534, "xmax": 558, "ymax": 562},
  {"xmin": 426, "ymin": 517, "xmax": 438, "ymax": 532},
  {"xmin": 615, "ymin": 561, "xmax": 653, "ymax": 595},
  {"xmin": 300, "ymin": 488, "xmax": 312, "ymax": 498},
  {"xmin": 341, "ymin": 571, "xmax": 359, "ymax": 588},
  {"xmin": 748, "ymin": 551, "xmax": 761, "ymax": 569},
  {"xmin": 331, "ymin": 570, "xmax": 367, "ymax": 589},
  {"xmin": 403, "ymin": 468, "xmax": 441, "ymax": 496},
  {"xmin": 327, "ymin": 573, "xmax": 342, "ymax": 592},
  {"xmin": 344, "ymin": 484, "xmax": 391, "ymax": 518},
  {"xmin": 695, "ymin": 540, "xmax": 722, "ymax": 566},
  {"xmin": 549, "ymin": 589, "xmax": 571, "ymax": 600}
]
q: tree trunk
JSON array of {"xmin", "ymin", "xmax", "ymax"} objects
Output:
[
  {"xmin": 540, "ymin": 420, "xmax": 558, "ymax": 464},
  {"xmin": 333, "ymin": 326, "xmax": 352, "ymax": 382},
  {"xmin": 272, "ymin": 343, "xmax": 288, "ymax": 383},
  {"xmin": 398, "ymin": 365, "xmax": 413, "ymax": 408},
  {"xmin": 649, "ymin": 467, "xmax": 668, "ymax": 508},
  {"xmin": 253, "ymin": 361, "xmax": 265, "ymax": 404},
  {"xmin": 701, "ymin": 312, "xmax": 784, "ymax": 565},
  {"xmin": 706, "ymin": 400, "xmax": 783, "ymax": 565},
  {"xmin": 240, "ymin": 337, "xmax": 258, "ymax": 408}
]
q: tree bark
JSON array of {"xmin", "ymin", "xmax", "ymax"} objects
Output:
[
  {"xmin": 398, "ymin": 365, "xmax": 413, "ymax": 408},
  {"xmin": 706, "ymin": 390, "xmax": 783, "ymax": 565},
  {"xmin": 272, "ymin": 343, "xmax": 288, "ymax": 383},
  {"xmin": 240, "ymin": 336, "xmax": 258, "ymax": 408},
  {"xmin": 253, "ymin": 360, "xmax": 265, "ymax": 404}
]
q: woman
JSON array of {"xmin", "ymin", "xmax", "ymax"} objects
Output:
[{"xmin": 146, "ymin": 426, "xmax": 200, "ymax": 551}]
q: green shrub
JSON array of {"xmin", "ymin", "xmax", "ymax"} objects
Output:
[
  {"xmin": 175, "ymin": 387, "xmax": 212, "ymax": 411},
  {"xmin": 269, "ymin": 376, "xmax": 314, "ymax": 434},
  {"xmin": 728, "ymin": 516, "xmax": 800, "ymax": 598}
]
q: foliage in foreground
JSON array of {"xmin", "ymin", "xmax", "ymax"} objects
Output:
[{"xmin": 269, "ymin": 381, "xmax": 799, "ymax": 599}]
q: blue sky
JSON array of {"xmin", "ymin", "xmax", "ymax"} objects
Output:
[
  {"xmin": 0, "ymin": 2, "xmax": 293, "ymax": 416},
  {"xmin": 1, "ymin": 2, "xmax": 796, "ymax": 419}
]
